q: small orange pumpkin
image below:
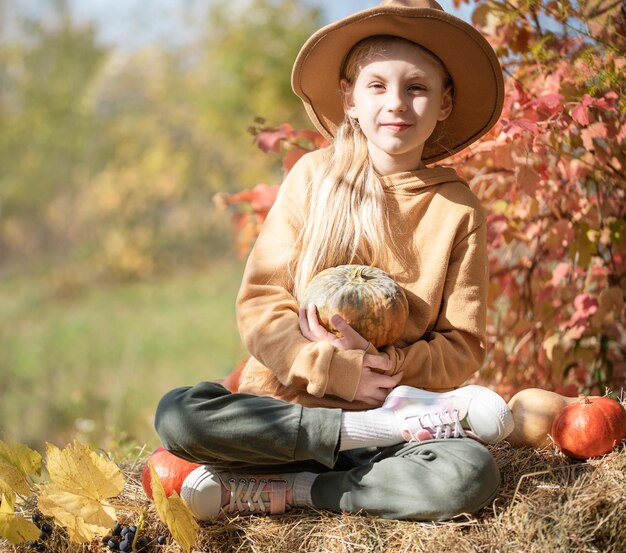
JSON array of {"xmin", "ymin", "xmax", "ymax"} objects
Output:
[
  {"xmin": 299, "ymin": 265, "xmax": 409, "ymax": 348},
  {"xmin": 141, "ymin": 447, "xmax": 201, "ymax": 500},
  {"xmin": 551, "ymin": 396, "xmax": 626, "ymax": 459}
]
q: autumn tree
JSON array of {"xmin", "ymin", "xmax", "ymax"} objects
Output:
[
  {"xmin": 0, "ymin": 0, "xmax": 321, "ymax": 279},
  {"xmin": 0, "ymin": 1, "xmax": 106, "ymax": 263}
]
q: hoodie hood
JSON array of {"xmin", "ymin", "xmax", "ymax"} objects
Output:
[{"xmin": 378, "ymin": 166, "xmax": 468, "ymax": 195}]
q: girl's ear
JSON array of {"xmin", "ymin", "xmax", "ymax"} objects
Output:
[
  {"xmin": 340, "ymin": 79, "xmax": 358, "ymax": 119},
  {"xmin": 438, "ymin": 86, "xmax": 454, "ymax": 122}
]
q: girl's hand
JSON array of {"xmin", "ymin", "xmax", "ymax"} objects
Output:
[
  {"xmin": 298, "ymin": 305, "xmax": 400, "ymax": 405},
  {"xmin": 299, "ymin": 304, "xmax": 369, "ymax": 351},
  {"xmin": 354, "ymin": 356, "xmax": 402, "ymax": 406}
]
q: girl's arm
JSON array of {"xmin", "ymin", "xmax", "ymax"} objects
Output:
[
  {"xmin": 298, "ymin": 306, "xmax": 402, "ymax": 405},
  {"xmin": 380, "ymin": 220, "xmax": 488, "ymax": 390},
  {"xmin": 236, "ymin": 152, "xmax": 370, "ymax": 403}
]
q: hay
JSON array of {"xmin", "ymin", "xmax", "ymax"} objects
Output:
[{"xmin": 6, "ymin": 443, "xmax": 625, "ymax": 553}]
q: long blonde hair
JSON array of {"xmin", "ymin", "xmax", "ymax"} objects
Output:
[{"xmin": 291, "ymin": 36, "xmax": 452, "ymax": 298}]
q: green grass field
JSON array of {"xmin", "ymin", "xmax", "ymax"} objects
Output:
[{"xmin": 0, "ymin": 259, "xmax": 247, "ymax": 452}]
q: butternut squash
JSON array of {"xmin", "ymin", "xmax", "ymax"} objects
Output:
[{"xmin": 507, "ymin": 388, "xmax": 578, "ymax": 448}]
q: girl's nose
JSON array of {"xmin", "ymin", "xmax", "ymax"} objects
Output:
[{"xmin": 386, "ymin": 89, "xmax": 407, "ymax": 112}]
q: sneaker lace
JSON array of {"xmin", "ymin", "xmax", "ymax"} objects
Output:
[
  {"xmin": 226, "ymin": 477, "xmax": 269, "ymax": 513},
  {"xmin": 405, "ymin": 408, "xmax": 467, "ymax": 441}
]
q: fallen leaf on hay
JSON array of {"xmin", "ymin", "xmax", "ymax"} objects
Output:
[
  {"xmin": 149, "ymin": 461, "xmax": 199, "ymax": 553},
  {"xmin": 0, "ymin": 439, "xmax": 42, "ymax": 500},
  {"xmin": 0, "ymin": 493, "xmax": 40, "ymax": 544},
  {"xmin": 38, "ymin": 441, "xmax": 124, "ymax": 542}
]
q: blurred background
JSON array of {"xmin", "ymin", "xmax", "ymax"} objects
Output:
[{"xmin": 0, "ymin": 0, "xmax": 470, "ymax": 451}]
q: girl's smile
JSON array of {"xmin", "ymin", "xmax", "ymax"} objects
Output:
[
  {"xmin": 381, "ymin": 122, "xmax": 412, "ymax": 132},
  {"xmin": 342, "ymin": 41, "xmax": 453, "ymax": 175}
]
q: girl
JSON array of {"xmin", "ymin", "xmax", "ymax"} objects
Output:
[{"xmin": 155, "ymin": 0, "xmax": 514, "ymax": 521}]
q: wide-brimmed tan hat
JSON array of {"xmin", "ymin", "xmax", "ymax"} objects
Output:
[{"xmin": 292, "ymin": 0, "xmax": 504, "ymax": 164}]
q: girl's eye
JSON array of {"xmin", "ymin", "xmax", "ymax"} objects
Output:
[
  {"xmin": 408, "ymin": 84, "xmax": 427, "ymax": 93},
  {"xmin": 368, "ymin": 82, "xmax": 385, "ymax": 90}
]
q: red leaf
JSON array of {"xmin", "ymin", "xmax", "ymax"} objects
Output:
[
  {"xmin": 510, "ymin": 81, "xmax": 531, "ymax": 106},
  {"xmin": 282, "ymin": 148, "xmax": 307, "ymax": 173},
  {"xmin": 248, "ymin": 184, "xmax": 278, "ymax": 214},
  {"xmin": 293, "ymin": 129, "xmax": 328, "ymax": 148},
  {"xmin": 560, "ymin": 293, "xmax": 599, "ymax": 340},
  {"xmin": 502, "ymin": 118, "xmax": 539, "ymax": 138},
  {"xmin": 225, "ymin": 183, "xmax": 277, "ymax": 210},
  {"xmin": 571, "ymin": 93, "xmax": 617, "ymax": 127},
  {"xmin": 550, "ymin": 262, "xmax": 570, "ymax": 286},
  {"xmin": 517, "ymin": 164, "xmax": 540, "ymax": 194},
  {"xmin": 224, "ymin": 189, "xmax": 255, "ymax": 204},
  {"xmin": 254, "ymin": 124, "xmax": 293, "ymax": 153},
  {"xmin": 570, "ymin": 95, "xmax": 591, "ymax": 126},
  {"xmin": 534, "ymin": 93, "xmax": 564, "ymax": 116},
  {"xmin": 229, "ymin": 184, "xmax": 279, "ymax": 225},
  {"xmin": 254, "ymin": 125, "xmax": 328, "ymax": 155},
  {"xmin": 592, "ymin": 95, "xmax": 616, "ymax": 111},
  {"xmin": 215, "ymin": 184, "xmax": 279, "ymax": 227},
  {"xmin": 493, "ymin": 144, "xmax": 515, "ymax": 169},
  {"xmin": 580, "ymin": 121, "xmax": 608, "ymax": 151},
  {"xmin": 572, "ymin": 293, "xmax": 599, "ymax": 320}
]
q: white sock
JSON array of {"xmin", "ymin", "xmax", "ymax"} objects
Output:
[
  {"xmin": 339, "ymin": 408, "xmax": 403, "ymax": 451},
  {"xmin": 292, "ymin": 472, "xmax": 318, "ymax": 507}
]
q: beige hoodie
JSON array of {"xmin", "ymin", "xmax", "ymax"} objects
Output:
[{"xmin": 236, "ymin": 149, "xmax": 487, "ymax": 411}]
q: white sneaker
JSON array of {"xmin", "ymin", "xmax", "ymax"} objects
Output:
[
  {"xmin": 383, "ymin": 385, "xmax": 514, "ymax": 444},
  {"xmin": 181, "ymin": 466, "xmax": 313, "ymax": 520}
]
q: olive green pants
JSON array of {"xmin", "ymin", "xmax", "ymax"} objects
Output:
[{"xmin": 155, "ymin": 381, "xmax": 500, "ymax": 521}]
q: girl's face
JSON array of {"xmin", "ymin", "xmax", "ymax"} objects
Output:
[{"xmin": 342, "ymin": 41, "xmax": 453, "ymax": 175}]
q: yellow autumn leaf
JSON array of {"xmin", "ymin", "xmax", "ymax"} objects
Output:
[
  {"xmin": 0, "ymin": 494, "xmax": 40, "ymax": 545},
  {"xmin": 38, "ymin": 441, "xmax": 125, "ymax": 542},
  {"xmin": 0, "ymin": 469, "xmax": 18, "ymax": 504},
  {"xmin": 45, "ymin": 441, "xmax": 124, "ymax": 498},
  {"xmin": 149, "ymin": 462, "xmax": 198, "ymax": 553},
  {"xmin": 39, "ymin": 485, "xmax": 117, "ymax": 542},
  {"xmin": 0, "ymin": 440, "xmax": 42, "ymax": 477},
  {"xmin": 0, "ymin": 439, "xmax": 42, "ymax": 499}
]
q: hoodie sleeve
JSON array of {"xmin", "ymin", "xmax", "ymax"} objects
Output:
[
  {"xmin": 380, "ymin": 218, "xmax": 488, "ymax": 391},
  {"xmin": 236, "ymin": 152, "xmax": 364, "ymax": 402}
]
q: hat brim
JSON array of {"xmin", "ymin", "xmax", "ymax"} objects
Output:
[{"xmin": 292, "ymin": 5, "xmax": 504, "ymax": 164}]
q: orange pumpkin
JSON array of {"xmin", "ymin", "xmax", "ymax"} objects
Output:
[
  {"xmin": 141, "ymin": 447, "xmax": 201, "ymax": 500},
  {"xmin": 551, "ymin": 396, "xmax": 626, "ymax": 459},
  {"xmin": 299, "ymin": 265, "xmax": 409, "ymax": 348}
]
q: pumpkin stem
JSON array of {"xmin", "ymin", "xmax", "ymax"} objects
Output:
[
  {"xmin": 578, "ymin": 395, "xmax": 590, "ymax": 405},
  {"xmin": 350, "ymin": 266, "xmax": 369, "ymax": 282}
]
